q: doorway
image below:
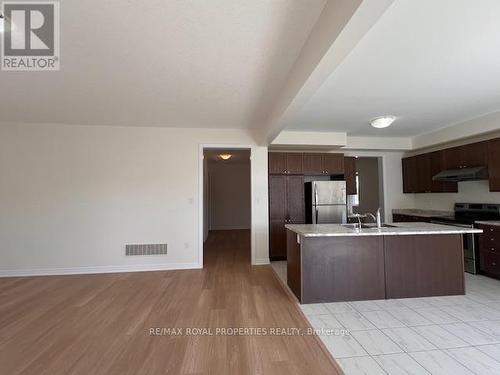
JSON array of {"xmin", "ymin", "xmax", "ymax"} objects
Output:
[
  {"xmin": 202, "ymin": 148, "xmax": 251, "ymax": 265},
  {"xmin": 348, "ymin": 157, "xmax": 384, "ymax": 219}
]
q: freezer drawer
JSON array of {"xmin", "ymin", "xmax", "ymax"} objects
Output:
[{"xmin": 313, "ymin": 205, "xmax": 347, "ymax": 224}]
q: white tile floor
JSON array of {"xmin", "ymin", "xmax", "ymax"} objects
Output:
[{"xmin": 271, "ymin": 261, "xmax": 500, "ymax": 375}]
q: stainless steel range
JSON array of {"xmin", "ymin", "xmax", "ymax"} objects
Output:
[{"xmin": 431, "ymin": 203, "xmax": 500, "ymax": 274}]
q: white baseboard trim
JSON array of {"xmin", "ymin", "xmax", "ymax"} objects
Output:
[
  {"xmin": 254, "ymin": 258, "xmax": 270, "ymax": 266},
  {"xmin": 0, "ymin": 262, "xmax": 202, "ymax": 277}
]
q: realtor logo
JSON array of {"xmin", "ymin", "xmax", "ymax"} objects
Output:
[{"xmin": 1, "ymin": 1, "xmax": 60, "ymax": 71}]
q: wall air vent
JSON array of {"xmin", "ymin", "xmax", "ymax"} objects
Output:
[{"xmin": 125, "ymin": 244, "xmax": 167, "ymax": 256}]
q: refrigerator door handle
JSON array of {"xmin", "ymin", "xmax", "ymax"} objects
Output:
[
  {"xmin": 315, "ymin": 207, "xmax": 319, "ymax": 224},
  {"xmin": 314, "ymin": 184, "xmax": 319, "ymax": 206}
]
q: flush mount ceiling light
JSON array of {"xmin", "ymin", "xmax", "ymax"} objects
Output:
[
  {"xmin": 219, "ymin": 154, "xmax": 232, "ymax": 160},
  {"xmin": 370, "ymin": 115, "xmax": 396, "ymax": 129}
]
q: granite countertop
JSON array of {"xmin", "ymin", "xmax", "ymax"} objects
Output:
[
  {"xmin": 285, "ymin": 222, "xmax": 483, "ymax": 237},
  {"xmin": 475, "ymin": 221, "xmax": 500, "ymax": 227},
  {"xmin": 392, "ymin": 209, "xmax": 453, "ymax": 218}
]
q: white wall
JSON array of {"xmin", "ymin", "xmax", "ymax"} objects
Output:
[
  {"xmin": 0, "ymin": 124, "xmax": 269, "ymax": 276},
  {"xmin": 207, "ymin": 161, "xmax": 251, "ymax": 230},
  {"xmin": 414, "ymin": 180, "xmax": 500, "ymax": 211}
]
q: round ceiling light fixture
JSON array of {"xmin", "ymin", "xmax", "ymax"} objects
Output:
[
  {"xmin": 370, "ymin": 115, "xmax": 396, "ymax": 129},
  {"xmin": 219, "ymin": 154, "xmax": 232, "ymax": 160}
]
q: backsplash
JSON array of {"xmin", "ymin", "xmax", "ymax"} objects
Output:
[{"xmin": 414, "ymin": 180, "xmax": 500, "ymax": 211}]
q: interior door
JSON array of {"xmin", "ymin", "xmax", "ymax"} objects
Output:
[{"xmin": 314, "ymin": 205, "xmax": 347, "ymax": 224}]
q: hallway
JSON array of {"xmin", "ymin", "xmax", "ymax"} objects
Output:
[{"xmin": 0, "ymin": 230, "xmax": 340, "ymax": 375}]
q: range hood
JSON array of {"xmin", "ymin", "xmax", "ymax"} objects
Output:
[{"xmin": 432, "ymin": 166, "xmax": 489, "ymax": 182}]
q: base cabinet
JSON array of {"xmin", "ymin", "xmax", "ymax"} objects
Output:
[
  {"xmin": 384, "ymin": 235, "xmax": 464, "ymax": 298},
  {"xmin": 477, "ymin": 224, "xmax": 500, "ymax": 278},
  {"xmin": 270, "ymin": 221, "xmax": 287, "ymax": 260},
  {"xmin": 294, "ymin": 235, "xmax": 385, "ymax": 303},
  {"xmin": 288, "ymin": 231, "xmax": 465, "ymax": 303}
]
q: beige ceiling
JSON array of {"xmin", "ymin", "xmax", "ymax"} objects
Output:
[
  {"xmin": 285, "ymin": 0, "xmax": 500, "ymax": 138},
  {"xmin": 0, "ymin": 0, "xmax": 326, "ymax": 128}
]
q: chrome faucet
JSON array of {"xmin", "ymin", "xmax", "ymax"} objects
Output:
[
  {"xmin": 364, "ymin": 208, "xmax": 382, "ymax": 228},
  {"xmin": 349, "ymin": 208, "xmax": 382, "ymax": 229}
]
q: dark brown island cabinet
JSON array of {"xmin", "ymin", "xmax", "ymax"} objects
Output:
[
  {"xmin": 477, "ymin": 223, "xmax": 500, "ymax": 278},
  {"xmin": 286, "ymin": 230, "xmax": 465, "ymax": 303},
  {"xmin": 268, "ymin": 152, "xmax": 354, "ymax": 260},
  {"xmin": 401, "ymin": 137, "xmax": 500, "ymax": 193}
]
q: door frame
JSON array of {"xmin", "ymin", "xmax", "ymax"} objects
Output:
[{"xmin": 198, "ymin": 144, "xmax": 255, "ymax": 267}]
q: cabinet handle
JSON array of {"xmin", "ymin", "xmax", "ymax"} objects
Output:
[
  {"xmin": 492, "ymin": 262, "xmax": 497, "ymax": 266},
  {"xmin": 491, "ymin": 248, "xmax": 496, "ymax": 252}
]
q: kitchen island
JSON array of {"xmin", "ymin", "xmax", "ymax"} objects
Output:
[{"xmin": 285, "ymin": 223, "xmax": 482, "ymax": 304}]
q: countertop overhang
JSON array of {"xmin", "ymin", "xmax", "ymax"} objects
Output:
[{"xmin": 285, "ymin": 222, "xmax": 483, "ymax": 237}]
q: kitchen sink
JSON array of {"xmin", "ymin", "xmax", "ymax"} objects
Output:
[
  {"xmin": 340, "ymin": 223, "xmax": 397, "ymax": 229},
  {"xmin": 363, "ymin": 223, "xmax": 398, "ymax": 228}
]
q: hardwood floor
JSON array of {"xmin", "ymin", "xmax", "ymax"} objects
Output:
[{"xmin": 0, "ymin": 230, "xmax": 341, "ymax": 375}]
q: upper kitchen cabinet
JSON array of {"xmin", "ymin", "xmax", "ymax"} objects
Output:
[
  {"xmin": 489, "ymin": 138, "xmax": 500, "ymax": 192},
  {"xmin": 415, "ymin": 153, "xmax": 432, "ymax": 193},
  {"xmin": 344, "ymin": 157, "xmax": 357, "ymax": 195},
  {"xmin": 462, "ymin": 141, "xmax": 488, "ymax": 168},
  {"xmin": 402, "ymin": 156, "xmax": 418, "ymax": 193},
  {"xmin": 443, "ymin": 141, "xmax": 488, "ymax": 169},
  {"xmin": 285, "ymin": 153, "xmax": 303, "ymax": 174},
  {"xmin": 429, "ymin": 151, "xmax": 458, "ymax": 193},
  {"xmin": 442, "ymin": 146, "xmax": 463, "ymax": 170},
  {"xmin": 402, "ymin": 152, "xmax": 458, "ymax": 193},
  {"xmin": 323, "ymin": 154, "xmax": 344, "ymax": 175},
  {"xmin": 302, "ymin": 153, "xmax": 344, "ymax": 175},
  {"xmin": 269, "ymin": 152, "xmax": 286, "ymax": 174},
  {"xmin": 302, "ymin": 153, "xmax": 324, "ymax": 175},
  {"xmin": 268, "ymin": 152, "xmax": 303, "ymax": 175}
]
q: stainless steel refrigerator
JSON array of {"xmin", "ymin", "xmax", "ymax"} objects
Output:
[{"xmin": 305, "ymin": 181, "xmax": 347, "ymax": 224}]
